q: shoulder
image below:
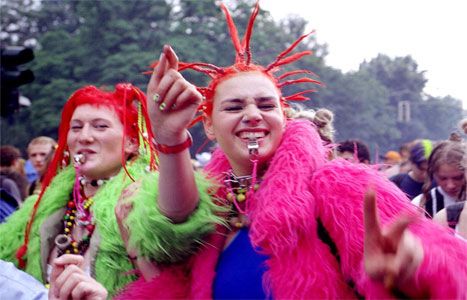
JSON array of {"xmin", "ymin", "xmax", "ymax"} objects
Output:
[
  {"xmin": 433, "ymin": 208, "xmax": 448, "ymax": 226},
  {"xmin": 0, "ymin": 260, "xmax": 48, "ymax": 300},
  {"xmin": 411, "ymin": 193, "xmax": 423, "ymax": 206}
]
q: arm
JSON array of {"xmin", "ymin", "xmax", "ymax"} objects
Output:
[
  {"xmin": 312, "ymin": 161, "xmax": 467, "ymax": 298},
  {"xmin": 147, "ymin": 45, "xmax": 202, "ymax": 223},
  {"xmin": 115, "ymin": 181, "xmax": 160, "ymax": 281}
]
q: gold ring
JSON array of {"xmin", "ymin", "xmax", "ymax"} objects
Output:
[{"xmin": 159, "ymin": 102, "xmax": 166, "ymax": 111}]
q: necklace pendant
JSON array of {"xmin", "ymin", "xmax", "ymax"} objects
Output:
[{"xmin": 55, "ymin": 234, "xmax": 71, "ymax": 251}]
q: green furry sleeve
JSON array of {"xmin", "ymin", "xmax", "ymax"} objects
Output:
[
  {"xmin": 127, "ymin": 171, "xmax": 226, "ymax": 263},
  {"xmin": 0, "ymin": 194, "xmax": 38, "ymax": 264}
]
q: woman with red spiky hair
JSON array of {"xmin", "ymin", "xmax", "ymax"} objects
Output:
[{"xmin": 116, "ymin": 2, "xmax": 467, "ymax": 299}]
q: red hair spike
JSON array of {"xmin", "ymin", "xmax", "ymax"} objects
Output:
[
  {"xmin": 242, "ymin": 1, "xmax": 260, "ymax": 65},
  {"xmin": 220, "ymin": 3, "xmax": 243, "ymax": 62}
]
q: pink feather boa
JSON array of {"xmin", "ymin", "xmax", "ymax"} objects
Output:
[{"xmin": 117, "ymin": 120, "xmax": 467, "ymax": 299}]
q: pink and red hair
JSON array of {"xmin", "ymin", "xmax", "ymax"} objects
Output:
[
  {"xmin": 149, "ymin": 1, "xmax": 321, "ymax": 125},
  {"xmin": 16, "ymin": 83, "xmax": 157, "ymax": 268}
]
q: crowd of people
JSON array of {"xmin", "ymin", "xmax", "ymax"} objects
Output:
[{"xmin": 1, "ymin": 2, "xmax": 466, "ymax": 299}]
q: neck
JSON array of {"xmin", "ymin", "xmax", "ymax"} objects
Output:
[{"xmin": 408, "ymin": 171, "xmax": 424, "ymax": 183}]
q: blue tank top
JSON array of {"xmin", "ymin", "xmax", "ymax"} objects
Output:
[{"xmin": 213, "ymin": 228, "xmax": 269, "ymax": 299}]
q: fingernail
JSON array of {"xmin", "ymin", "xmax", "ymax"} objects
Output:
[
  {"xmin": 152, "ymin": 93, "xmax": 160, "ymax": 103},
  {"xmin": 159, "ymin": 103, "xmax": 166, "ymax": 111}
]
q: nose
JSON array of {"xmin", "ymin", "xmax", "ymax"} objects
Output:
[
  {"xmin": 242, "ymin": 104, "xmax": 262, "ymax": 125},
  {"xmin": 445, "ymin": 179, "xmax": 456, "ymax": 190},
  {"xmin": 78, "ymin": 124, "xmax": 94, "ymax": 143}
]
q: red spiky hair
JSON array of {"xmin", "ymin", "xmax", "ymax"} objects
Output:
[
  {"xmin": 16, "ymin": 83, "xmax": 157, "ymax": 269},
  {"xmin": 149, "ymin": 1, "xmax": 321, "ymax": 125}
]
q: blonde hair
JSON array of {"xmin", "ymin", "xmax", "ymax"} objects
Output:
[
  {"xmin": 288, "ymin": 105, "xmax": 335, "ymax": 144},
  {"xmin": 27, "ymin": 136, "xmax": 57, "ymax": 154}
]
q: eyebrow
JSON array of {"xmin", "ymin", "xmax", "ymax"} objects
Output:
[{"xmin": 70, "ymin": 118, "xmax": 110, "ymax": 123}]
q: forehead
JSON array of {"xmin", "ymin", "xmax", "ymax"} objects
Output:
[
  {"xmin": 436, "ymin": 164, "xmax": 464, "ymax": 177},
  {"xmin": 213, "ymin": 72, "xmax": 279, "ymax": 102},
  {"xmin": 71, "ymin": 104, "xmax": 120, "ymax": 122},
  {"xmin": 28, "ymin": 143, "xmax": 52, "ymax": 154}
]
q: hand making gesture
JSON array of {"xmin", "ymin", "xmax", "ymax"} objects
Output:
[
  {"xmin": 147, "ymin": 45, "xmax": 203, "ymax": 145},
  {"xmin": 363, "ymin": 189, "xmax": 424, "ymax": 292},
  {"xmin": 49, "ymin": 255, "xmax": 107, "ymax": 300}
]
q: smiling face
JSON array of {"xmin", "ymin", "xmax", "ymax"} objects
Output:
[
  {"xmin": 203, "ymin": 71, "xmax": 285, "ymax": 176},
  {"xmin": 67, "ymin": 104, "xmax": 135, "ymax": 180}
]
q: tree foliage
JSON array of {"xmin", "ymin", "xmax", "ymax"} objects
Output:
[{"xmin": 1, "ymin": 0, "xmax": 464, "ymax": 158}]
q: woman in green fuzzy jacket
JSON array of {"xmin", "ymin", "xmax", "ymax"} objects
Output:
[{"xmin": 0, "ymin": 83, "xmax": 221, "ymax": 299}]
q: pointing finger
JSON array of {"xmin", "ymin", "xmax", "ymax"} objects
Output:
[
  {"xmin": 364, "ymin": 188, "xmax": 383, "ymax": 242},
  {"xmin": 164, "ymin": 45, "xmax": 179, "ymax": 70}
]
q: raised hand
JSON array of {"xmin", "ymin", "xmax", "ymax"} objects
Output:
[
  {"xmin": 147, "ymin": 45, "xmax": 203, "ymax": 145},
  {"xmin": 49, "ymin": 254, "xmax": 107, "ymax": 300},
  {"xmin": 363, "ymin": 189, "xmax": 424, "ymax": 290}
]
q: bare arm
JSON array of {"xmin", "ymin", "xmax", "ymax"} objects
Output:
[{"xmin": 147, "ymin": 45, "xmax": 202, "ymax": 222}]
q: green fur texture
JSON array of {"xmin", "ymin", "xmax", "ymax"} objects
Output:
[{"xmin": 0, "ymin": 157, "xmax": 224, "ymax": 296}]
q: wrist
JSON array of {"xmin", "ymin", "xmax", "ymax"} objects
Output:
[{"xmin": 152, "ymin": 131, "xmax": 192, "ymax": 154}]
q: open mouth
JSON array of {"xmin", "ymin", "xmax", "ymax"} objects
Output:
[{"xmin": 237, "ymin": 131, "xmax": 268, "ymax": 141}]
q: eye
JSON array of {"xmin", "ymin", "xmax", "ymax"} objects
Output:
[
  {"xmin": 70, "ymin": 125, "xmax": 82, "ymax": 131},
  {"xmin": 94, "ymin": 122, "xmax": 109, "ymax": 130},
  {"xmin": 258, "ymin": 103, "xmax": 276, "ymax": 110},
  {"xmin": 224, "ymin": 106, "xmax": 243, "ymax": 112}
]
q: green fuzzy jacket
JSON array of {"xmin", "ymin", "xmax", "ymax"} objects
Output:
[{"xmin": 0, "ymin": 158, "xmax": 223, "ymax": 296}]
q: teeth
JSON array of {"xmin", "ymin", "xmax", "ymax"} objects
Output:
[{"xmin": 239, "ymin": 131, "xmax": 265, "ymax": 139}]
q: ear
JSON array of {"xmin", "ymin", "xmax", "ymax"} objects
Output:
[
  {"xmin": 203, "ymin": 115, "xmax": 216, "ymax": 141},
  {"xmin": 124, "ymin": 138, "xmax": 139, "ymax": 155}
]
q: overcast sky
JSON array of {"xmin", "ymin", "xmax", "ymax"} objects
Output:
[{"xmin": 260, "ymin": 0, "xmax": 467, "ymax": 109}]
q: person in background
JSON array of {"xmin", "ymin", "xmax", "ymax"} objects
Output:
[
  {"xmin": 116, "ymin": 2, "xmax": 466, "ymax": 298},
  {"xmin": 412, "ymin": 138, "xmax": 466, "ymax": 217},
  {"xmin": 380, "ymin": 150, "xmax": 402, "ymax": 177},
  {"xmin": 433, "ymin": 142, "xmax": 467, "ymax": 240},
  {"xmin": 0, "ymin": 259, "xmax": 48, "ymax": 300},
  {"xmin": 26, "ymin": 136, "xmax": 57, "ymax": 195},
  {"xmin": 0, "ymin": 146, "xmax": 29, "ymax": 209},
  {"xmin": 288, "ymin": 106, "xmax": 335, "ymax": 159},
  {"xmin": 336, "ymin": 139, "xmax": 371, "ymax": 164},
  {"xmin": 390, "ymin": 139, "xmax": 433, "ymax": 200},
  {"xmin": 0, "ymin": 146, "xmax": 28, "ymax": 223}
]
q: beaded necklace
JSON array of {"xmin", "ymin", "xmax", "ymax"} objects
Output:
[
  {"xmin": 54, "ymin": 153, "xmax": 98, "ymax": 256},
  {"xmin": 224, "ymin": 138, "xmax": 261, "ymax": 228},
  {"xmin": 55, "ymin": 197, "xmax": 95, "ymax": 256}
]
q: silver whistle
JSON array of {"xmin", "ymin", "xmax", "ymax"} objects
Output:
[
  {"xmin": 73, "ymin": 153, "xmax": 86, "ymax": 165},
  {"xmin": 247, "ymin": 138, "xmax": 259, "ymax": 156}
]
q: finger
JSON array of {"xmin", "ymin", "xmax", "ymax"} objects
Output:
[
  {"xmin": 58, "ymin": 270, "xmax": 88, "ymax": 300},
  {"xmin": 148, "ymin": 51, "xmax": 168, "ymax": 98},
  {"xmin": 160, "ymin": 79, "xmax": 187, "ymax": 112},
  {"xmin": 72, "ymin": 280, "xmax": 108, "ymax": 300},
  {"xmin": 154, "ymin": 51, "xmax": 168, "ymax": 84},
  {"xmin": 176, "ymin": 86, "xmax": 203, "ymax": 109},
  {"xmin": 383, "ymin": 214, "xmax": 414, "ymax": 252},
  {"xmin": 364, "ymin": 188, "xmax": 383, "ymax": 242},
  {"xmin": 156, "ymin": 69, "xmax": 183, "ymax": 107},
  {"xmin": 164, "ymin": 45, "xmax": 179, "ymax": 70},
  {"xmin": 50, "ymin": 263, "xmax": 65, "ymax": 298},
  {"xmin": 53, "ymin": 254, "xmax": 85, "ymax": 269}
]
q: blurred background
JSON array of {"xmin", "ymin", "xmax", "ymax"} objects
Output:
[{"xmin": 1, "ymin": 0, "xmax": 465, "ymax": 158}]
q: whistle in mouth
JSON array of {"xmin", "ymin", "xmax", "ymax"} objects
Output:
[
  {"xmin": 73, "ymin": 153, "xmax": 86, "ymax": 165},
  {"xmin": 247, "ymin": 138, "xmax": 259, "ymax": 156}
]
